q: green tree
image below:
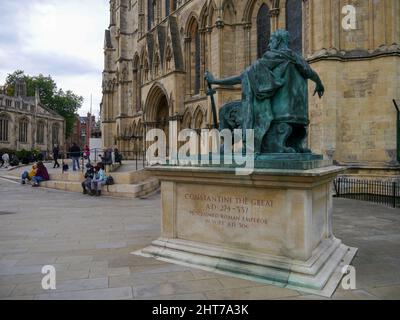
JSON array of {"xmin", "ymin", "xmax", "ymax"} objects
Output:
[{"xmin": 5, "ymin": 71, "xmax": 83, "ymax": 137}]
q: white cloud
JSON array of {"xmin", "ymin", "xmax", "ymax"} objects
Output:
[{"xmin": 0, "ymin": 0, "xmax": 109, "ymax": 117}]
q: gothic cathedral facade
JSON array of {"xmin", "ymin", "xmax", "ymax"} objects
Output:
[{"xmin": 101, "ymin": 0, "xmax": 400, "ymax": 174}]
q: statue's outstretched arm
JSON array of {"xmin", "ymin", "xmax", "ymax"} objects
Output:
[
  {"xmin": 205, "ymin": 71, "xmax": 242, "ymax": 86},
  {"xmin": 295, "ymin": 55, "xmax": 325, "ymax": 98}
]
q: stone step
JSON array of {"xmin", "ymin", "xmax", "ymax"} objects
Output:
[{"xmin": 0, "ymin": 174, "xmax": 160, "ymax": 199}]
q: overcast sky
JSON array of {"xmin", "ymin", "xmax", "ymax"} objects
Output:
[{"xmin": 0, "ymin": 0, "xmax": 109, "ymax": 117}]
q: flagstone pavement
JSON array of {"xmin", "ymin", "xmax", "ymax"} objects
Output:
[{"xmin": 0, "ymin": 177, "xmax": 399, "ymax": 300}]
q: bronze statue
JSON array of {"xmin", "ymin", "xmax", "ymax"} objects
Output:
[{"xmin": 205, "ymin": 29, "xmax": 325, "ymax": 155}]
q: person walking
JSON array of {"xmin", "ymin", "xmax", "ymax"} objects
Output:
[
  {"xmin": 69, "ymin": 143, "xmax": 81, "ymax": 171},
  {"xmin": 53, "ymin": 144, "xmax": 60, "ymax": 169},
  {"xmin": 90, "ymin": 163, "xmax": 107, "ymax": 197},
  {"xmin": 32, "ymin": 161, "xmax": 50, "ymax": 187},
  {"xmin": 2, "ymin": 152, "xmax": 10, "ymax": 169}
]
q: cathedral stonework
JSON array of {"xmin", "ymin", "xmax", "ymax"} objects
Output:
[{"xmin": 101, "ymin": 0, "xmax": 400, "ymax": 174}]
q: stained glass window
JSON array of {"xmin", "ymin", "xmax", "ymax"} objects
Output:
[
  {"xmin": 257, "ymin": 4, "xmax": 271, "ymax": 59},
  {"xmin": 286, "ymin": 0, "xmax": 303, "ymax": 54}
]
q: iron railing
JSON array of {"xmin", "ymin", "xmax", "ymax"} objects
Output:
[
  {"xmin": 334, "ymin": 177, "xmax": 400, "ymax": 209},
  {"xmin": 60, "ymin": 149, "xmax": 147, "ymax": 173}
]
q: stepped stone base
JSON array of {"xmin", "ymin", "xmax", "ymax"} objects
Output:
[
  {"xmin": 135, "ymin": 165, "xmax": 358, "ymax": 297},
  {"xmin": 0, "ymin": 173, "xmax": 160, "ymax": 199}
]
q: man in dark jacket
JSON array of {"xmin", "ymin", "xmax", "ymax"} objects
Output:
[
  {"xmin": 53, "ymin": 145, "xmax": 60, "ymax": 168},
  {"xmin": 69, "ymin": 143, "xmax": 81, "ymax": 171}
]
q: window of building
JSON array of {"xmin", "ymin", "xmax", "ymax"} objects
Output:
[
  {"xmin": 148, "ymin": 0, "xmax": 154, "ymax": 30},
  {"xmin": 166, "ymin": 0, "xmax": 170, "ymax": 16},
  {"xmin": 187, "ymin": 18, "xmax": 201, "ymax": 95},
  {"xmin": 257, "ymin": 4, "xmax": 271, "ymax": 59},
  {"xmin": 286, "ymin": 0, "xmax": 303, "ymax": 54},
  {"xmin": 6, "ymin": 99, "xmax": 12, "ymax": 107},
  {"xmin": 37, "ymin": 122, "xmax": 45, "ymax": 144},
  {"xmin": 52, "ymin": 124, "xmax": 60, "ymax": 146},
  {"xmin": 15, "ymin": 101, "xmax": 20, "ymax": 108},
  {"xmin": 19, "ymin": 118, "xmax": 28, "ymax": 143},
  {"xmin": 0, "ymin": 115, "xmax": 9, "ymax": 142}
]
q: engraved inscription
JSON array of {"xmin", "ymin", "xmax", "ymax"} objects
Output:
[{"xmin": 184, "ymin": 193, "xmax": 273, "ymax": 230}]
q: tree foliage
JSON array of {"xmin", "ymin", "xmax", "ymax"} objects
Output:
[{"xmin": 5, "ymin": 70, "xmax": 83, "ymax": 137}]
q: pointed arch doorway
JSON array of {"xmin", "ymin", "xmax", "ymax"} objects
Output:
[{"xmin": 145, "ymin": 84, "xmax": 170, "ymax": 155}]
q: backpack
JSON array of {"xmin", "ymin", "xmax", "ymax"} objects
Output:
[{"xmin": 106, "ymin": 176, "xmax": 115, "ymax": 186}]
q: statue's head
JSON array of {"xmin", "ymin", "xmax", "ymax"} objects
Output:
[{"xmin": 268, "ymin": 29, "xmax": 290, "ymax": 50}]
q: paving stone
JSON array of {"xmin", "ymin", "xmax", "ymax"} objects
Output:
[
  {"xmin": 0, "ymin": 284, "xmax": 15, "ymax": 298},
  {"xmin": 34, "ymin": 287, "xmax": 133, "ymax": 300},
  {"xmin": 109, "ymin": 271, "xmax": 196, "ymax": 288},
  {"xmin": 367, "ymin": 285, "xmax": 400, "ymax": 300},
  {"xmin": 132, "ymin": 279, "xmax": 224, "ymax": 299},
  {"xmin": 205, "ymin": 285, "xmax": 300, "ymax": 300},
  {"xmin": 1, "ymin": 179, "xmax": 400, "ymax": 300}
]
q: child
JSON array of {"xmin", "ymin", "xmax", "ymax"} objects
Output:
[{"xmin": 21, "ymin": 164, "xmax": 37, "ymax": 185}]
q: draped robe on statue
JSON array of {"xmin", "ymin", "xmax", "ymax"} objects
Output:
[{"xmin": 241, "ymin": 48, "xmax": 318, "ymax": 153}]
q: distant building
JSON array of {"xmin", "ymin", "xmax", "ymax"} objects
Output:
[
  {"xmin": 67, "ymin": 113, "xmax": 100, "ymax": 149},
  {"xmin": 0, "ymin": 79, "xmax": 65, "ymax": 153}
]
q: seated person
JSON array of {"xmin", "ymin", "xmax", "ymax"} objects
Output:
[
  {"xmin": 21, "ymin": 164, "xmax": 37, "ymax": 185},
  {"xmin": 90, "ymin": 163, "xmax": 107, "ymax": 197},
  {"xmin": 32, "ymin": 161, "xmax": 50, "ymax": 187},
  {"xmin": 62, "ymin": 161, "xmax": 69, "ymax": 172},
  {"xmin": 114, "ymin": 149, "xmax": 123, "ymax": 165},
  {"xmin": 82, "ymin": 163, "xmax": 95, "ymax": 195}
]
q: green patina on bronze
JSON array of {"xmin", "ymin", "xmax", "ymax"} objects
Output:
[{"xmin": 205, "ymin": 29, "xmax": 325, "ymax": 156}]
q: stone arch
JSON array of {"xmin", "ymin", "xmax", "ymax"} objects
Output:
[
  {"xmin": 199, "ymin": 2, "xmax": 209, "ymax": 29},
  {"xmin": 207, "ymin": 0, "xmax": 217, "ymax": 27},
  {"xmin": 221, "ymin": 0, "xmax": 237, "ymax": 76},
  {"xmin": 192, "ymin": 106, "xmax": 206, "ymax": 130},
  {"xmin": 185, "ymin": 15, "xmax": 201, "ymax": 95},
  {"xmin": 222, "ymin": 0, "xmax": 237, "ymax": 24},
  {"xmin": 36, "ymin": 119, "xmax": 46, "ymax": 145},
  {"xmin": 182, "ymin": 108, "xmax": 193, "ymax": 129},
  {"xmin": 18, "ymin": 116, "xmax": 29, "ymax": 144},
  {"xmin": 243, "ymin": 0, "xmax": 275, "ymax": 23},
  {"xmin": 242, "ymin": 0, "xmax": 274, "ymax": 63},
  {"xmin": 144, "ymin": 82, "xmax": 170, "ymax": 124},
  {"xmin": 185, "ymin": 12, "xmax": 200, "ymax": 37}
]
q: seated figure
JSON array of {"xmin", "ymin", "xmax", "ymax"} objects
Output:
[
  {"xmin": 205, "ymin": 29, "xmax": 325, "ymax": 155},
  {"xmin": 21, "ymin": 164, "xmax": 37, "ymax": 185}
]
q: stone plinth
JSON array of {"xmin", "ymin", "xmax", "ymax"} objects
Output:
[{"xmin": 135, "ymin": 166, "xmax": 357, "ymax": 297}]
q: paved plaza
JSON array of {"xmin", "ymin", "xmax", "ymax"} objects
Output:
[{"xmin": 0, "ymin": 177, "xmax": 399, "ymax": 300}]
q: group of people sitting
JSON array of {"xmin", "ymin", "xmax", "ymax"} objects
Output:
[
  {"xmin": 21, "ymin": 161, "xmax": 50, "ymax": 187},
  {"xmin": 81, "ymin": 162, "xmax": 108, "ymax": 197}
]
